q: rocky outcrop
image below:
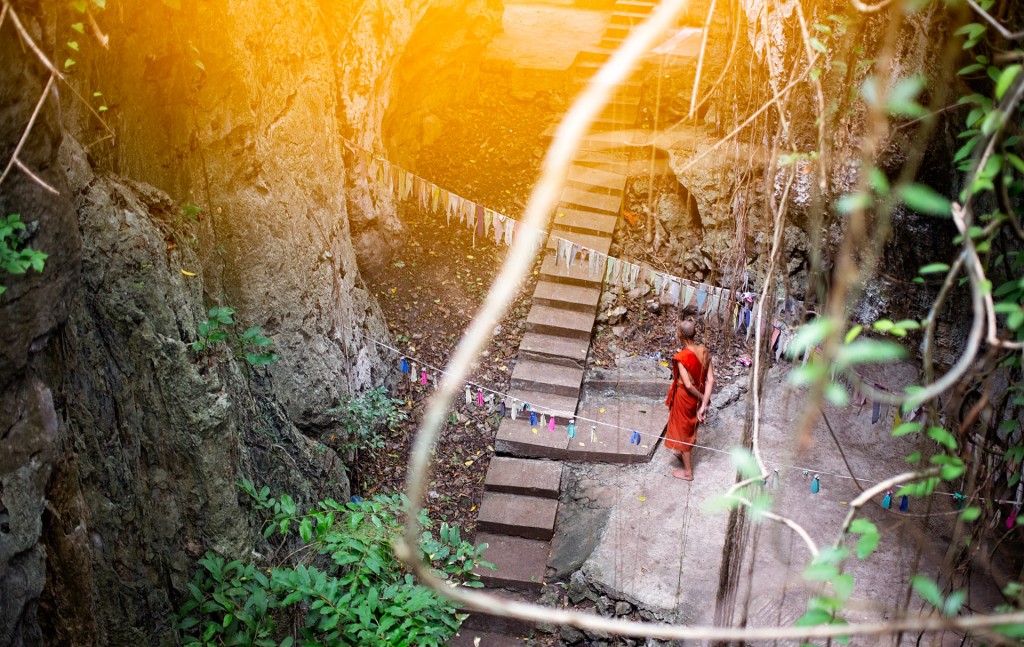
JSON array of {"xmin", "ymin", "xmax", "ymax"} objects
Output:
[
  {"xmin": 322, "ymin": 0, "xmax": 503, "ymax": 278},
  {"xmin": 1, "ymin": 8, "xmax": 79, "ymax": 646},
  {"xmin": 1, "ymin": 0, "xmax": 498, "ymax": 643},
  {"xmin": 37, "ymin": 140, "xmax": 351, "ymax": 645}
]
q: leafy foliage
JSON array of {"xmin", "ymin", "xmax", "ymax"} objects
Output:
[
  {"xmin": 192, "ymin": 306, "xmax": 280, "ymax": 367},
  {"xmin": 178, "ymin": 487, "xmax": 492, "ymax": 646},
  {"xmin": 0, "ymin": 214, "xmax": 47, "ymax": 297},
  {"xmin": 328, "ymin": 387, "xmax": 407, "ymax": 454}
]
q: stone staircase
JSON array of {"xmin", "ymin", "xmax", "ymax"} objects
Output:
[{"xmin": 449, "ymin": 1, "xmax": 668, "ymax": 644}]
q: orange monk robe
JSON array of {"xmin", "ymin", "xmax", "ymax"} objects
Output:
[{"xmin": 664, "ymin": 348, "xmax": 708, "ymax": 451}]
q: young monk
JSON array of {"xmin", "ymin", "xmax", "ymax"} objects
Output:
[{"xmin": 664, "ymin": 320, "xmax": 715, "ymax": 480}]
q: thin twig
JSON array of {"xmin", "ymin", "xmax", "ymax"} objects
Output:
[
  {"xmin": 688, "ymin": 0, "xmax": 717, "ymax": 119},
  {"xmin": 0, "ymin": 72, "xmax": 55, "ymax": 187},
  {"xmin": 14, "ymin": 158, "xmax": 59, "ymax": 194},
  {"xmin": 965, "ymin": 0, "xmax": 1024, "ymax": 41}
]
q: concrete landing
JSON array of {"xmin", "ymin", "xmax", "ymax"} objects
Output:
[
  {"xmin": 477, "ymin": 492, "xmax": 559, "ymax": 541},
  {"xmin": 475, "ymin": 532, "xmax": 551, "ymax": 592},
  {"xmin": 568, "ymin": 400, "xmax": 664, "ymax": 463},
  {"xmin": 496, "ymin": 416, "xmax": 572, "ymax": 459},
  {"xmin": 485, "ymin": 457, "xmax": 563, "ymax": 498}
]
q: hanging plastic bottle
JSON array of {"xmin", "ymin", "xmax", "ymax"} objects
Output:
[
  {"xmin": 400, "ymin": 358, "xmax": 409, "ymax": 373},
  {"xmin": 548, "ymin": 416, "xmax": 556, "ymax": 432},
  {"xmin": 882, "ymin": 490, "xmax": 892, "ymax": 509},
  {"xmin": 567, "ymin": 419, "xmax": 575, "ymax": 439},
  {"xmin": 900, "ymin": 495, "xmax": 909, "ymax": 512},
  {"xmin": 420, "ymin": 369, "xmax": 428, "ymax": 385},
  {"xmin": 529, "ymin": 411, "xmax": 538, "ymax": 427},
  {"xmin": 811, "ymin": 475, "xmax": 820, "ymax": 494}
]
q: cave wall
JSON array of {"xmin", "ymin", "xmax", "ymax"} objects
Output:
[{"xmin": 0, "ymin": 0, "xmax": 495, "ymax": 643}]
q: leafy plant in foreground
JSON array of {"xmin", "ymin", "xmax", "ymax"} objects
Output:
[{"xmin": 177, "ymin": 487, "xmax": 492, "ymax": 647}]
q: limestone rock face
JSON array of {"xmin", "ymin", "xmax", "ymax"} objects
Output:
[
  {"xmin": 0, "ymin": 0, "xmax": 494, "ymax": 643},
  {"xmin": 37, "ymin": 144, "xmax": 351, "ymax": 644},
  {"xmin": 0, "ymin": 10, "xmax": 79, "ymax": 646}
]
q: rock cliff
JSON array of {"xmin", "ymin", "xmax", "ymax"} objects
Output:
[{"xmin": 0, "ymin": 0, "xmax": 499, "ymax": 643}]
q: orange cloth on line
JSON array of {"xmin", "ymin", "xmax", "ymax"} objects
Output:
[{"xmin": 664, "ymin": 347, "xmax": 708, "ymax": 451}]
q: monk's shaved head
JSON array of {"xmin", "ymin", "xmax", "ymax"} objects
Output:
[{"xmin": 678, "ymin": 320, "xmax": 696, "ymax": 341}]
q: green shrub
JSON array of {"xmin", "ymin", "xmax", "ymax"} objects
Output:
[
  {"xmin": 328, "ymin": 387, "xmax": 407, "ymax": 454},
  {"xmin": 177, "ymin": 487, "xmax": 492, "ymax": 647},
  {"xmin": 193, "ymin": 306, "xmax": 279, "ymax": 367},
  {"xmin": 0, "ymin": 214, "xmax": 47, "ymax": 297}
]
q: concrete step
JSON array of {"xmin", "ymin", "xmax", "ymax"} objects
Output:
[
  {"xmin": 449, "ymin": 628, "xmax": 524, "ymax": 647},
  {"xmin": 567, "ymin": 165, "xmax": 627, "ymax": 196},
  {"xmin": 615, "ymin": 0, "xmax": 657, "ymax": 14},
  {"xmin": 519, "ymin": 332, "xmax": 592, "ymax": 368},
  {"xmin": 459, "ymin": 608, "xmax": 535, "ymax": 637},
  {"xmin": 496, "ymin": 415, "xmax": 572, "ymax": 459},
  {"xmin": 533, "ymin": 279, "xmax": 603, "ymax": 313},
  {"xmin": 565, "ymin": 400, "xmax": 667, "ymax": 464},
  {"xmin": 525, "ymin": 304, "xmax": 595, "ymax": 341},
  {"xmin": 575, "ymin": 47, "xmax": 613, "ymax": 65},
  {"xmin": 511, "ymin": 358, "xmax": 585, "ymax": 397},
  {"xmin": 506, "ymin": 388, "xmax": 580, "ymax": 423},
  {"xmin": 477, "ymin": 492, "xmax": 559, "ymax": 541},
  {"xmin": 474, "ymin": 533, "xmax": 551, "ymax": 592},
  {"xmin": 551, "ymin": 208, "xmax": 618, "ymax": 237},
  {"xmin": 559, "ymin": 187, "xmax": 621, "ymax": 215},
  {"xmin": 539, "ymin": 252, "xmax": 604, "ymax": 287},
  {"xmin": 610, "ymin": 10, "xmax": 653, "ymax": 24},
  {"xmin": 574, "ymin": 150, "xmax": 631, "ymax": 174},
  {"xmin": 485, "ymin": 457, "xmax": 563, "ymax": 498},
  {"xmin": 545, "ymin": 230, "xmax": 611, "ymax": 257}
]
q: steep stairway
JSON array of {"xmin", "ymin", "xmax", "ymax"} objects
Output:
[{"xmin": 451, "ymin": 2, "xmax": 672, "ymax": 643}]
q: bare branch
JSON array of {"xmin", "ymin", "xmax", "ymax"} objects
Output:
[
  {"xmin": 0, "ymin": 72, "xmax": 55, "ymax": 187},
  {"xmin": 14, "ymin": 158, "xmax": 59, "ymax": 195},
  {"xmin": 965, "ymin": 0, "xmax": 1024, "ymax": 41}
]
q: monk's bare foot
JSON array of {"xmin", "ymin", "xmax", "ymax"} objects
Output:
[{"xmin": 672, "ymin": 468, "xmax": 694, "ymax": 481}]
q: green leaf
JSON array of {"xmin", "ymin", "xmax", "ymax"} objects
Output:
[
  {"xmin": 64, "ymin": 58, "xmax": 76, "ymax": 69},
  {"xmin": 892, "ymin": 422, "xmax": 923, "ymax": 437},
  {"xmin": 787, "ymin": 318, "xmax": 835, "ymax": 358},
  {"xmin": 996, "ymin": 64, "xmax": 1022, "ymax": 101},
  {"xmin": 809, "ymin": 37, "xmax": 827, "ymax": 54},
  {"xmin": 960, "ymin": 506, "xmax": 981, "ymax": 522},
  {"xmin": 836, "ymin": 192, "xmax": 871, "ymax": 214},
  {"xmin": 729, "ymin": 447, "xmax": 761, "ymax": 480},
  {"xmin": 67, "ymin": 40, "xmax": 79, "ymax": 51},
  {"xmin": 836, "ymin": 339, "xmax": 908, "ymax": 366},
  {"xmin": 912, "ymin": 574, "xmax": 944, "ymax": 608},
  {"xmin": 844, "ymin": 325, "xmax": 863, "ymax": 344},
  {"xmin": 888, "ymin": 75, "xmax": 927, "ymax": 117},
  {"xmin": 927, "ymin": 426, "xmax": 958, "ymax": 450},
  {"xmin": 919, "ymin": 262, "xmax": 950, "ymax": 274},
  {"xmin": 71, "ymin": 22, "xmax": 85, "ymax": 33},
  {"xmin": 795, "ymin": 609, "xmax": 832, "ymax": 626},
  {"xmin": 299, "ymin": 518, "xmax": 313, "ymax": 543},
  {"xmin": 899, "ymin": 184, "xmax": 952, "ymax": 216},
  {"xmin": 825, "ymin": 382, "xmax": 850, "ymax": 406}
]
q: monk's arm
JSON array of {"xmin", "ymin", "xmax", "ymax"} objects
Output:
[
  {"xmin": 678, "ymin": 361, "xmax": 703, "ymax": 399},
  {"xmin": 700, "ymin": 360, "xmax": 716, "ymax": 412}
]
